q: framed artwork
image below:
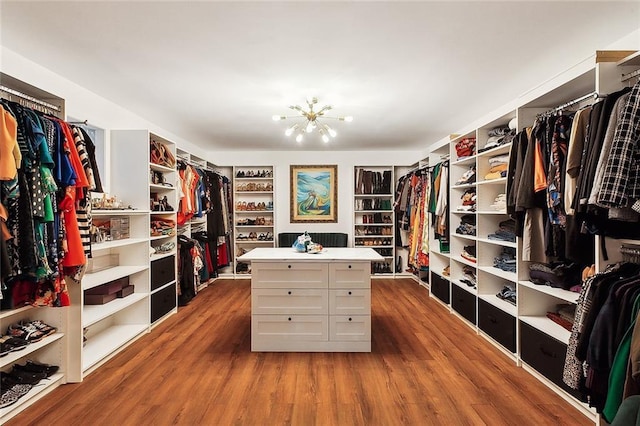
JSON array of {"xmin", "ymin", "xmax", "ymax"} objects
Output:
[{"xmin": 290, "ymin": 164, "xmax": 338, "ymax": 223}]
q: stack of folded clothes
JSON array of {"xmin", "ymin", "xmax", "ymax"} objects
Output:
[
  {"xmin": 456, "ymin": 214, "xmax": 476, "ymax": 236},
  {"xmin": 484, "ymin": 154, "xmax": 509, "ymax": 180},
  {"xmin": 493, "ymin": 247, "xmax": 516, "ymax": 273},
  {"xmin": 456, "ymin": 188, "xmax": 476, "ymax": 212},
  {"xmin": 461, "ymin": 265, "xmax": 477, "ymax": 289},
  {"xmin": 478, "ymin": 127, "xmax": 516, "ymax": 153},
  {"xmin": 490, "ymin": 193, "xmax": 506, "ymax": 211},
  {"xmin": 546, "ymin": 304, "xmax": 576, "ymax": 331},
  {"xmin": 487, "ymin": 219, "xmax": 516, "ymax": 242},
  {"xmin": 455, "ymin": 165, "xmax": 476, "ymax": 185},
  {"xmin": 455, "ymin": 137, "xmax": 476, "ymax": 160},
  {"xmin": 529, "ymin": 262, "xmax": 582, "ymax": 291},
  {"xmin": 496, "ymin": 284, "xmax": 516, "ymax": 305},
  {"xmin": 461, "ymin": 245, "xmax": 476, "ymax": 263}
]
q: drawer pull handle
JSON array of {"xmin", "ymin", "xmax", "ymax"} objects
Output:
[
  {"xmin": 288, "ymin": 265, "xmax": 292, "ymax": 269},
  {"xmin": 288, "ymin": 291, "xmax": 292, "ymax": 295},
  {"xmin": 539, "ymin": 346, "xmax": 557, "ymax": 358},
  {"xmin": 348, "ymin": 318, "xmax": 352, "ymax": 321},
  {"xmin": 348, "ymin": 291, "xmax": 352, "ymax": 295},
  {"xmin": 288, "ymin": 317, "xmax": 292, "ymax": 321},
  {"xmin": 348, "ymin": 265, "xmax": 352, "ymax": 269}
]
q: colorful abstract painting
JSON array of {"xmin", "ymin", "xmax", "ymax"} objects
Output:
[{"xmin": 290, "ymin": 165, "xmax": 337, "ymax": 223}]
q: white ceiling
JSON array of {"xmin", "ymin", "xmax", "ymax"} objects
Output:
[{"xmin": 1, "ymin": 1, "xmax": 639, "ymax": 151}]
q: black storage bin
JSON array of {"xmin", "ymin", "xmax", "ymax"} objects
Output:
[
  {"xmin": 452, "ymin": 284, "xmax": 476, "ymax": 325},
  {"xmin": 430, "ymin": 272, "xmax": 450, "ymax": 304},
  {"xmin": 151, "ymin": 283, "xmax": 177, "ymax": 323},
  {"xmin": 478, "ymin": 299, "xmax": 516, "ymax": 353},
  {"xmin": 519, "ymin": 321, "xmax": 582, "ymax": 399},
  {"xmin": 151, "ymin": 255, "xmax": 176, "ymax": 291}
]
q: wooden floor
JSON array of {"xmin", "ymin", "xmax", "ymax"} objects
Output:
[{"xmin": 9, "ymin": 278, "xmax": 590, "ymax": 426}]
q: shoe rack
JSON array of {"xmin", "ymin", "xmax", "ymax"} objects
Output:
[
  {"xmin": 233, "ymin": 166, "xmax": 275, "ymax": 277},
  {"xmin": 353, "ymin": 166, "xmax": 395, "ymax": 276},
  {"xmin": 148, "ymin": 135, "xmax": 178, "ymax": 326}
]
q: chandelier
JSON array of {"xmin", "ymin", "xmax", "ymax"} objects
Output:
[{"xmin": 272, "ymin": 97, "xmax": 353, "ymax": 143}]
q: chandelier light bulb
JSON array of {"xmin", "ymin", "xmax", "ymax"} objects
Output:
[{"xmin": 275, "ymin": 97, "xmax": 351, "ymax": 143}]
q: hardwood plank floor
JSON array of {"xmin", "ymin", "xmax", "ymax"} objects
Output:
[{"xmin": 8, "ymin": 278, "xmax": 591, "ymax": 425}]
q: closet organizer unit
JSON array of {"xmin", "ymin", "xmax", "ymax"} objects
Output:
[
  {"xmin": 0, "ymin": 76, "xmax": 67, "ymax": 423},
  {"xmin": 353, "ymin": 166, "xmax": 395, "ymax": 276},
  {"xmin": 148, "ymin": 135, "xmax": 178, "ymax": 325},
  {"xmin": 429, "ymin": 143, "xmax": 452, "ymax": 305},
  {"xmin": 233, "ymin": 166, "xmax": 275, "ymax": 277},
  {"xmin": 427, "ymin": 50, "xmax": 640, "ymax": 423}
]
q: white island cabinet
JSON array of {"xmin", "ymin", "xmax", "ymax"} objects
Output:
[{"xmin": 238, "ymin": 248, "xmax": 383, "ymax": 352}]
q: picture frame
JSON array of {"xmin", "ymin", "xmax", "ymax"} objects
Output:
[{"xmin": 290, "ymin": 164, "xmax": 338, "ymax": 223}]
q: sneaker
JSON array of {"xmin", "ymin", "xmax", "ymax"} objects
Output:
[{"xmin": 461, "ymin": 246, "xmax": 477, "ymax": 263}]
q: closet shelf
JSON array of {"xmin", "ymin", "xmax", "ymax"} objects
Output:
[
  {"xmin": 354, "ymin": 210, "xmax": 393, "ymax": 213},
  {"xmin": 452, "ymin": 280, "xmax": 477, "ymax": 295},
  {"xmin": 452, "ymin": 156, "xmax": 476, "ymax": 166},
  {"xmin": 235, "ymin": 225, "xmax": 274, "ymax": 228},
  {"xmin": 83, "ymin": 293, "xmax": 147, "ymax": 328},
  {"xmin": 477, "ymin": 293, "xmax": 517, "ymax": 317},
  {"xmin": 355, "ymin": 223, "xmax": 393, "ymax": 227},
  {"xmin": 92, "ymin": 238, "xmax": 148, "ymax": 252},
  {"xmin": 150, "ymin": 251, "xmax": 177, "ymax": 261},
  {"xmin": 475, "ymin": 210, "xmax": 507, "ymax": 215},
  {"xmin": 477, "ymin": 266, "xmax": 517, "ymax": 282},
  {"xmin": 355, "ymin": 235, "xmax": 392, "ymax": 238},
  {"xmin": 475, "ymin": 237, "xmax": 516, "ymax": 248},
  {"xmin": 151, "ymin": 281, "xmax": 176, "ymax": 295},
  {"xmin": 92, "ymin": 210, "xmax": 150, "ymax": 216},
  {"xmin": 0, "ymin": 333, "xmax": 64, "ymax": 369},
  {"xmin": 476, "ymin": 177, "xmax": 507, "ymax": 186},
  {"xmin": 0, "ymin": 372, "xmax": 64, "ymax": 420},
  {"xmin": 149, "ymin": 184, "xmax": 176, "ymax": 191},
  {"xmin": 235, "ymin": 240, "xmax": 274, "ymax": 244},
  {"xmin": 83, "ymin": 324, "xmax": 148, "ymax": 372},
  {"xmin": 617, "ymin": 50, "xmax": 640, "ymax": 67},
  {"xmin": 519, "ymin": 315, "xmax": 570, "ymax": 345},
  {"xmin": 235, "ymin": 191, "xmax": 273, "ymax": 194},
  {"xmin": 0, "ymin": 305, "xmax": 34, "ymax": 320},
  {"xmin": 150, "ymin": 234, "xmax": 176, "ymax": 241},
  {"xmin": 452, "ymin": 255, "xmax": 478, "ymax": 268},
  {"xmin": 452, "ymin": 233, "xmax": 478, "ymax": 241},
  {"xmin": 149, "ymin": 162, "xmax": 175, "ymax": 173},
  {"xmin": 354, "ymin": 193, "xmax": 393, "ymax": 198},
  {"xmin": 476, "ymin": 142, "xmax": 513, "ymax": 158},
  {"xmin": 83, "ymin": 265, "xmax": 148, "ymax": 290},
  {"xmin": 431, "ymin": 271, "xmax": 451, "ymax": 282},
  {"xmin": 519, "ymin": 280, "xmax": 579, "ymax": 304},
  {"xmin": 235, "ymin": 210, "xmax": 273, "ymax": 214},
  {"xmin": 452, "ymin": 183, "xmax": 476, "ymax": 189},
  {"xmin": 234, "ymin": 177, "xmax": 273, "ymax": 181}
]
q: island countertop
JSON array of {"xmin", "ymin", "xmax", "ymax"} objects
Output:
[{"xmin": 237, "ymin": 247, "xmax": 384, "ymax": 262}]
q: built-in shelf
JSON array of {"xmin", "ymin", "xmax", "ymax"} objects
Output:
[
  {"xmin": 477, "ymin": 266, "xmax": 517, "ymax": 282},
  {"xmin": 476, "ymin": 237, "xmax": 516, "ymax": 248},
  {"xmin": 452, "ymin": 255, "xmax": 478, "ymax": 268},
  {"xmin": 476, "ymin": 177, "xmax": 507, "ymax": 185},
  {"xmin": 478, "ymin": 293, "xmax": 517, "ymax": 316},
  {"xmin": 354, "ymin": 210, "xmax": 393, "ymax": 214},
  {"xmin": 519, "ymin": 280, "xmax": 579, "ymax": 304},
  {"xmin": 92, "ymin": 238, "xmax": 148, "ymax": 251},
  {"xmin": 475, "ymin": 210, "xmax": 507, "ymax": 215},
  {"xmin": 149, "ymin": 183, "xmax": 176, "ymax": 191},
  {"xmin": 150, "ymin": 251, "xmax": 177, "ymax": 261},
  {"xmin": 83, "ymin": 324, "xmax": 148, "ymax": 372},
  {"xmin": 83, "ymin": 293, "xmax": 148, "ymax": 327},
  {"xmin": 0, "ymin": 305, "xmax": 34, "ymax": 320},
  {"xmin": 354, "ymin": 193, "xmax": 394, "ymax": 197},
  {"xmin": 92, "ymin": 210, "xmax": 149, "ymax": 216},
  {"xmin": 452, "ymin": 183, "xmax": 476, "ymax": 189},
  {"xmin": 519, "ymin": 315, "xmax": 571, "ymax": 345},
  {"xmin": 150, "ymin": 234, "xmax": 176, "ymax": 241},
  {"xmin": 235, "ymin": 191, "xmax": 273, "ymax": 194},
  {"xmin": 83, "ymin": 265, "xmax": 148, "ymax": 290},
  {"xmin": 452, "ymin": 156, "xmax": 476, "ymax": 166},
  {"xmin": 452, "ymin": 233, "xmax": 477, "ymax": 241},
  {"xmin": 476, "ymin": 142, "xmax": 513, "ymax": 158},
  {"xmin": 0, "ymin": 372, "xmax": 64, "ymax": 419},
  {"xmin": 0, "ymin": 333, "xmax": 65, "ymax": 369},
  {"xmin": 617, "ymin": 50, "xmax": 640, "ymax": 67},
  {"xmin": 452, "ymin": 280, "xmax": 477, "ymax": 295},
  {"xmin": 149, "ymin": 162, "xmax": 174, "ymax": 173}
]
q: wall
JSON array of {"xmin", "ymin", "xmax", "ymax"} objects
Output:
[
  {"xmin": 211, "ymin": 150, "xmax": 421, "ymax": 237},
  {"xmin": 0, "ymin": 46, "xmax": 209, "ymax": 182}
]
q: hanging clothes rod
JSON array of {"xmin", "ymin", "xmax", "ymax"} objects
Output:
[
  {"xmin": 537, "ymin": 91, "xmax": 600, "ymax": 118},
  {"xmin": 622, "ymin": 68, "xmax": 640, "ymax": 83},
  {"xmin": 0, "ymin": 85, "xmax": 61, "ymax": 111}
]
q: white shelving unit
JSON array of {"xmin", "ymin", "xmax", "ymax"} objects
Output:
[
  {"xmin": 232, "ymin": 166, "xmax": 275, "ymax": 277},
  {"xmin": 353, "ymin": 166, "xmax": 395, "ymax": 276},
  {"xmin": 426, "ymin": 50, "xmax": 639, "ymax": 424}
]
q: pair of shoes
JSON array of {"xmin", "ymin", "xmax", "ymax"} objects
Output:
[
  {"xmin": 14, "ymin": 360, "xmax": 59, "ymax": 378},
  {"xmin": 0, "ymin": 336, "xmax": 29, "ymax": 356},
  {"xmin": 7, "ymin": 320, "xmax": 57, "ymax": 343},
  {"xmin": 0, "ymin": 373, "xmax": 32, "ymax": 409}
]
